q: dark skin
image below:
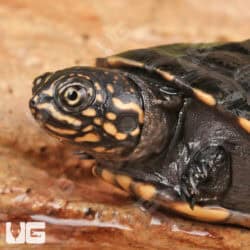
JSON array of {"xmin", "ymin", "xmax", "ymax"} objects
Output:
[
  {"xmin": 118, "ymin": 71, "xmax": 234, "ymax": 210},
  {"xmin": 180, "ymin": 145, "xmax": 231, "ymax": 208},
  {"xmin": 29, "ymin": 66, "xmax": 250, "ymax": 228},
  {"xmin": 100, "ymin": 95, "xmax": 247, "ymax": 212},
  {"xmin": 30, "ymin": 40, "xmax": 250, "ymax": 227},
  {"xmin": 178, "ymin": 99, "xmax": 249, "ymax": 213},
  {"xmin": 93, "ymin": 40, "xmax": 250, "ymax": 216}
]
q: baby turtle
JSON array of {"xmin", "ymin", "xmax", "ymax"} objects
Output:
[{"xmin": 30, "ymin": 39, "xmax": 250, "ymax": 228}]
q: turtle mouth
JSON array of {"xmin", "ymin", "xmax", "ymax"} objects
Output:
[
  {"xmin": 34, "ymin": 110, "xmax": 50, "ymax": 125},
  {"xmin": 30, "ymin": 108, "xmax": 80, "ymax": 141},
  {"xmin": 29, "ymin": 98, "xmax": 49, "ymax": 124}
]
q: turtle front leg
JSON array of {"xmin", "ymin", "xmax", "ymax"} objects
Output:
[
  {"xmin": 92, "ymin": 164, "xmax": 160, "ymax": 202},
  {"xmin": 180, "ymin": 145, "xmax": 231, "ymax": 208}
]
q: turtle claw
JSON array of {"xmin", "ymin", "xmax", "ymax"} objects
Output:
[
  {"xmin": 180, "ymin": 183, "xmax": 191, "ymax": 199},
  {"xmin": 202, "ymin": 165, "xmax": 208, "ymax": 178},
  {"xmin": 189, "ymin": 174, "xmax": 199, "ymax": 194},
  {"xmin": 180, "ymin": 163, "xmax": 209, "ymax": 208},
  {"xmin": 180, "ymin": 183, "xmax": 197, "ymax": 209},
  {"xmin": 190, "ymin": 196, "xmax": 196, "ymax": 209}
]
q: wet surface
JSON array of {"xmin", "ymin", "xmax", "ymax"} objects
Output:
[{"xmin": 0, "ymin": 0, "xmax": 250, "ymax": 249}]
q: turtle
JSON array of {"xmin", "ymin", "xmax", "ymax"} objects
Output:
[{"xmin": 29, "ymin": 39, "xmax": 250, "ymax": 228}]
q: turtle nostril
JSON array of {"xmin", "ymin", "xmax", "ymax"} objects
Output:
[{"xmin": 29, "ymin": 98, "xmax": 36, "ymax": 109}]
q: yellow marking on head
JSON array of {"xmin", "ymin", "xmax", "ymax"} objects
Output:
[
  {"xmin": 134, "ymin": 183, "xmax": 156, "ymax": 201},
  {"xmin": 96, "ymin": 94, "xmax": 103, "ymax": 102},
  {"xmin": 93, "ymin": 146, "xmax": 106, "ymax": 153},
  {"xmin": 45, "ymin": 124, "xmax": 77, "ymax": 135},
  {"xmin": 238, "ymin": 117, "xmax": 250, "ymax": 133},
  {"xmin": 106, "ymin": 112, "xmax": 117, "ymax": 120},
  {"xmin": 103, "ymin": 122, "xmax": 127, "ymax": 140},
  {"xmin": 116, "ymin": 175, "xmax": 132, "ymax": 192},
  {"xmin": 94, "ymin": 82, "xmax": 101, "ymax": 90},
  {"xmin": 42, "ymin": 88, "xmax": 54, "ymax": 97},
  {"xmin": 112, "ymin": 98, "xmax": 144, "ymax": 124},
  {"xmin": 193, "ymin": 88, "xmax": 216, "ymax": 106},
  {"xmin": 88, "ymin": 87, "xmax": 94, "ymax": 97},
  {"xmin": 33, "ymin": 95, "xmax": 39, "ymax": 102},
  {"xmin": 77, "ymin": 73, "xmax": 90, "ymax": 80},
  {"xmin": 106, "ymin": 148, "xmax": 117, "ymax": 153},
  {"xmin": 107, "ymin": 84, "xmax": 114, "ymax": 93},
  {"xmin": 37, "ymin": 103, "xmax": 82, "ymax": 126},
  {"xmin": 130, "ymin": 127, "xmax": 140, "ymax": 136},
  {"xmin": 107, "ymin": 56, "xmax": 144, "ymax": 68},
  {"xmin": 101, "ymin": 169, "xmax": 115, "ymax": 184},
  {"xmin": 115, "ymin": 133, "xmax": 127, "ymax": 140},
  {"xmin": 82, "ymin": 108, "xmax": 96, "ymax": 117},
  {"xmin": 74, "ymin": 133, "xmax": 100, "ymax": 142},
  {"xmin": 94, "ymin": 118, "xmax": 102, "ymax": 126},
  {"xmin": 167, "ymin": 202, "xmax": 230, "ymax": 222},
  {"xmin": 103, "ymin": 122, "xmax": 117, "ymax": 136},
  {"xmin": 82, "ymin": 125, "xmax": 94, "ymax": 132}
]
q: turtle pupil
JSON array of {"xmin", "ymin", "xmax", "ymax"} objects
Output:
[{"xmin": 67, "ymin": 89, "xmax": 78, "ymax": 101}]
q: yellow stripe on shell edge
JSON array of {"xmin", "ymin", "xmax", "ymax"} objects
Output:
[
  {"xmin": 115, "ymin": 174, "xmax": 132, "ymax": 192},
  {"xmin": 163, "ymin": 201, "xmax": 230, "ymax": 222},
  {"xmin": 133, "ymin": 183, "xmax": 157, "ymax": 201},
  {"xmin": 156, "ymin": 68, "xmax": 175, "ymax": 81},
  {"xmin": 192, "ymin": 88, "xmax": 217, "ymax": 106},
  {"xmin": 157, "ymin": 69, "xmax": 217, "ymax": 107},
  {"xmin": 101, "ymin": 169, "xmax": 116, "ymax": 185},
  {"xmin": 238, "ymin": 117, "xmax": 250, "ymax": 133},
  {"xmin": 107, "ymin": 56, "xmax": 144, "ymax": 68}
]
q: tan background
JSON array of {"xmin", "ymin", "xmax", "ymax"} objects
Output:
[{"xmin": 0, "ymin": 1, "xmax": 250, "ymax": 249}]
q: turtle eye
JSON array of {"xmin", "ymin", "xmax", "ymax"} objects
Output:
[
  {"xmin": 59, "ymin": 83, "xmax": 94, "ymax": 110},
  {"xmin": 63, "ymin": 87, "xmax": 83, "ymax": 106}
]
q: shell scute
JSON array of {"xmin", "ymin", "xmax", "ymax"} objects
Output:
[{"xmin": 100, "ymin": 40, "xmax": 250, "ymax": 132}]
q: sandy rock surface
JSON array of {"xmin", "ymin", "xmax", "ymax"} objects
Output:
[{"xmin": 0, "ymin": 1, "xmax": 250, "ymax": 249}]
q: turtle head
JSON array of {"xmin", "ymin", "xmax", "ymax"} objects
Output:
[{"xmin": 29, "ymin": 67, "xmax": 144, "ymax": 160}]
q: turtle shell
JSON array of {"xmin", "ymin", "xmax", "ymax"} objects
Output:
[
  {"xmin": 97, "ymin": 40, "xmax": 250, "ymax": 134},
  {"xmin": 94, "ymin": 40, "xmax": 250, "ymax": 228}
]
